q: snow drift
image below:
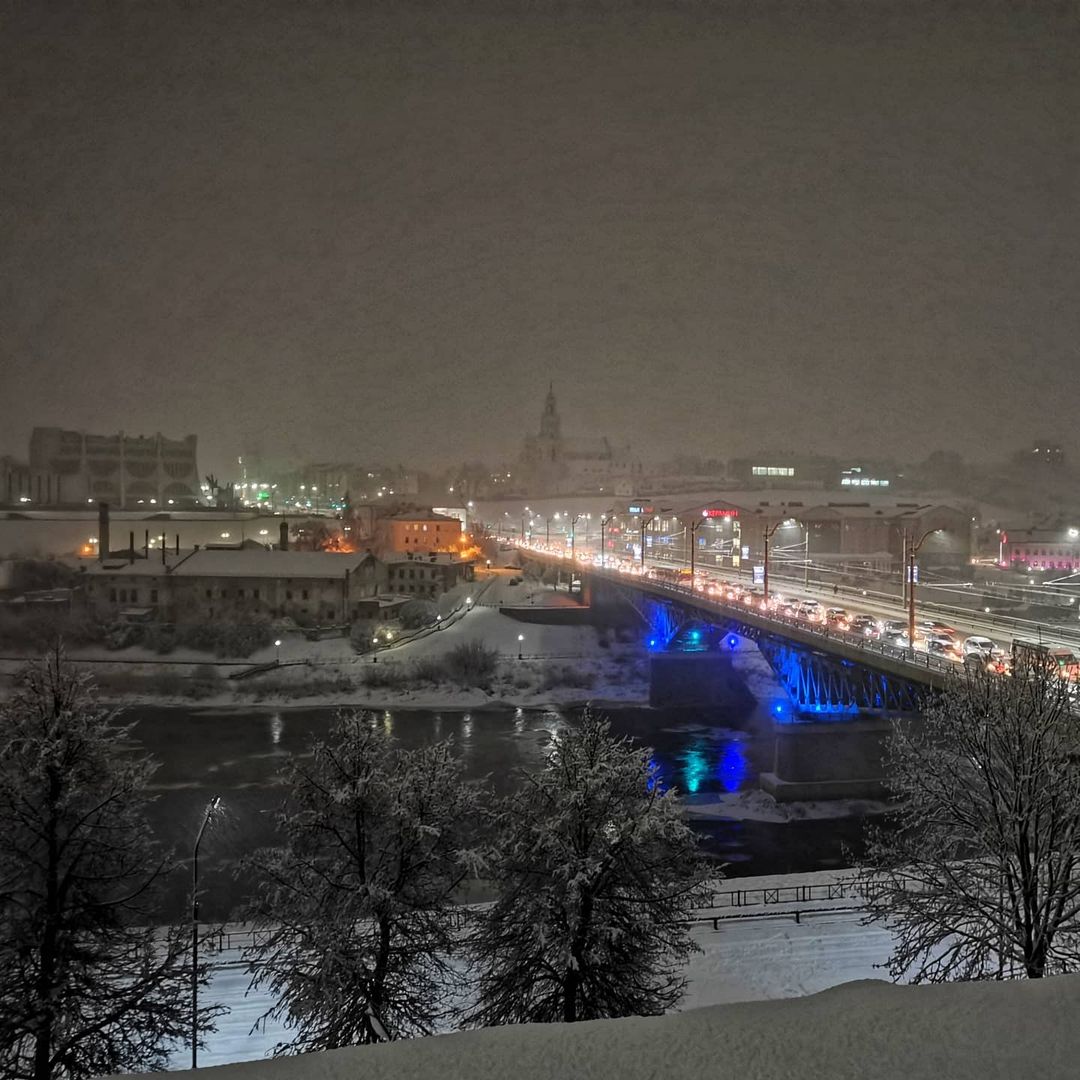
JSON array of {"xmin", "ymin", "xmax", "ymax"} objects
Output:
[{"xmin": 146, "ymin": 975, "xmax": 1080, "ymax": 1079}]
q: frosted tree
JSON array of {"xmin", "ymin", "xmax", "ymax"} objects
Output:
[
  {"xmin": 239, "ymin": 712, "xmax": 483, "ymax": 1053},
  {"xmin": 860, "ymin": 660, "xmax": 1080, "ymax": 981},
  {"xmin": 467, "ymin": 710, "xmax": 714, "ymax": 1026},
  {"xmin": 0, "ymin": 650, "xmax": 214, "ymax": 1080}
]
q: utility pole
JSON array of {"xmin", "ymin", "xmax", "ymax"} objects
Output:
[
  {"xmin": 689, "ymin": 516, "xmax": 704, "ymax": 589},
  {"xmin": 570, "ymin": 514, "xmax": 580, "ymax": 565},
  {"xmin": 600, "ymin": 515, "xmax": 608, "ymax": 568},
  {"xmin": 191, "ymin": 796, "xmax": 221, "ymax": 1070},
  {"xmin": 763, "ymin": 521, "xmax": 783, "ymax": 603},
  {"xmin": 907, "ymin": 528, "xmax": 942, "ymax": 656}
]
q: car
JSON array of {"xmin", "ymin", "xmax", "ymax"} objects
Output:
[
  {"xmin": 825, "ymin": 608, "xmax": 850, "ymax": 629},
  {"xmin": 850, "ymin": 614, "xmax": 879, "ymax": 637},
  {"xmin": 917, "ymin": 619, "xmax": 958, "ymax": 639},
  {"xmin": 926, "ymin": 637, "xmax": 963, "ymax": 661},
  {"xmin": 777, "ymin": 602, "xmax": 798, "ymax": 618},
  {"xmin": 796, "ymin": 601, "xmax": 823, "ymax": 622},
  {"xmin": 881, "ymin": 629, "xmax": 912, "ymax": 648},
  {"xmin": 962, "ymin": 636, "xmax": 998, "ymax": 659}
]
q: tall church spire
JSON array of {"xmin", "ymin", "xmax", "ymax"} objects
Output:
[{"xmin": 540, "ymin": 383, "xmax": 561, "ymax": 441}]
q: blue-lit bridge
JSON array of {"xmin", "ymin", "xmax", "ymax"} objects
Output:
[{"xmin": 538, "ymin": 557, "xmax": 952, "ymax": 717}]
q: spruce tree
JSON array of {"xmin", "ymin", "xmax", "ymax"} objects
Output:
[
  {"xmin": 240, "ymin": 711, "xmax": 482, "ymax": 1052},
  {"xmin": 468, "ymin": 710, "xmax": 713, "ymax": 1025},
  {"xmin": 0, "ymin": 650, "xmax": 214, "ymax": 1080}
]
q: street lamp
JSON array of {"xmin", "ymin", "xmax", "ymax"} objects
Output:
[
  {"xmin": 274, "ymin": 638, "xmax": 281, "ymax": 664},
  {"xmin": 191, "ymin": 796, "xmax": 221, "ymax": 1070},
  {"xmin": 517, "ymin": 633, "xmax": 524, "ymax": 660},
  {"xmin": 640, "ymin": 508, "xmax": 673, "ymax": 569},
  {"xmin": 689, "ymin": 514, "xmax": 705, "ymax": 589},
  {"xmin": 907, "ymin": 528, "xmax": 943, "ymax": 654},
  {"xmin": 762, "ymin": 520, "xmax": 785, "ymax": 603},
  {"xmin": 570, "ymin": 514, "xmax": 581, "ymax": 564}
]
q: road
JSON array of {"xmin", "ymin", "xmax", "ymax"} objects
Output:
[{"xmin": 522, "ymin": 538, "xmax": 1080, "ymax": 658}]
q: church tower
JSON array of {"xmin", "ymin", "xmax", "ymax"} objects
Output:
[{"xmin": 539, "ymin": 382, "xmax": 561, "ymax": 441}]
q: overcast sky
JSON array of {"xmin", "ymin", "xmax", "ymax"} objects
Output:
[{"xmin": 2, "ymin": 1, "xmax": 1077, "ymax": 476}]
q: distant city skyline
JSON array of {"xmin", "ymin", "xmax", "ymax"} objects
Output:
[{"xmin": 3, "ymin": 1, "xmax": 1077, "ymax": 477}]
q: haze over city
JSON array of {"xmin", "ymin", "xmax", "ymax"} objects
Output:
[
  {"xmin": 3, "ymin": 0, "xmax": 1078, "ymax": 475},
  {"xmin": 4, "ymin": 4, "xmax": 1080, "ymax": 1079}
]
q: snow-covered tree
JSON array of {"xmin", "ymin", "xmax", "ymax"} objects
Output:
[
  {"xmin": 860, "ymin": 660, "xmax": 1080, "ymax": 981},
  {"xmin": 467, "ymin": 710, "xmax": 714, "ymax": 1026},
  {"xmin": 239, "ymin": 711, "xmax": 483, "ymax": 1053},
  {"xmin": 0, "ymin": 650, "xmax": 214, "ymax": 1080}
]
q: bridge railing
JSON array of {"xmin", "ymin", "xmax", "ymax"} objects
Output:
[{"xmin": 615, "ymin": 571, "xmax": 959, "ymax": 680}]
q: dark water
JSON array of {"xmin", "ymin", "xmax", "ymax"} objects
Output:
[{"xmin": 129, "ymin": 702, "xmax": 869, "ymax": 921}]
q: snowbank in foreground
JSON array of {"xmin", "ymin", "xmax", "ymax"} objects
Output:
[{"xmin": 146, "ymin": 975, "xmax": 1079, "ymax": 1080}]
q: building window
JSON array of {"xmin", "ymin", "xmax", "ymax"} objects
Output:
[
  {"xmin": 253, "ymin": 588, "xmax": 259, "ymax": 600},
  {"xmin": 150, "ymin": 589, "xmax": 158, "ymax": 602},
  {"xmin": 409, "ymin": 569, "xmax": 415, "ymax": 579},
  {"xmin": 109, "ymin": 588, "xmax": 117, "ymax": 602},
  {"xmin": 752, "ymin": 465, "xmax": 795, "ymax": 477},
  {"xmin": 205, "ymin": 589, "xmax": 212, "ymax": 599},
  {"xmin": 302, "ymin": 589, "xmax": 309, "ymax": 600},
  {"xmin": 238, "ymin": 589, "xmax": 245, "ymax": 599},
  {"xmin": 286, "ymin": 590, "xmax": 292, "ymax": 600}
]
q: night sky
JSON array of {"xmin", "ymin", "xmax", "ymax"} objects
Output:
[{"xmin": 2, "ymin": 1, "xmax": 1077, "ymax": 476}]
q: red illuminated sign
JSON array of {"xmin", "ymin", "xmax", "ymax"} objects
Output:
[{"xmin": 703, "ymin": 508, "xmax": 739, "ymax": 518}]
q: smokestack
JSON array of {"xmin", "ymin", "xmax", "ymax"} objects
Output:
[
  {"xmin": 97, "ymin": 502, "xmax": 110, "ymax": 562},
  {"xmin": 279, "ymin": 522, "xmax": 289, "ymax": 551}
]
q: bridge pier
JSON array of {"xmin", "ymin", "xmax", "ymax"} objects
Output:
[
  {"xmin": 759, "ymin": 714, "xmax": 919, "ymax": 801},
  {"xmin": 649, "ymin": 653, "xmax": 756, "ymax": 711}
]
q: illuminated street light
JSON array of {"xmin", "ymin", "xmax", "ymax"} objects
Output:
[
  {"xmin": 274, "ymin": 638, "xmax": 282, "ymax": 664},
  {"xmin": 517, "ymin": 633, "xmax": 525, "ymax": 660},
  {"xmin": 191, "ymin": 796, "xmax": 222, "ymax": 1070},
  {"xmin": 907, "ymin": 528, "xmax": 944, "ymax": 655}
]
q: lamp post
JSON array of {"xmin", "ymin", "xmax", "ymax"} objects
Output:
[
  {"xmin": 191, "ymin": 796, "xmax": 221, "ymax": 1070},
  {"xmin": 274, "ymin": 638, "xmax": 281, "ymax": 665},
  {"xmin": 689, "ymin": 515, "xmax": 705, "ymax": 589},
  {"xmin": 517, "ymin": 633, "xmax": 524, "ymax": 660},
  {"xmin": 600, "ymin": 515, "xmax": 609, "ymax": 568},
  {"xmin": 570, "ymin": 514, "xmax": 581, "ymax": 564},
  {"xmin": 762, "ymin": 521, "xmax": 784, "ymax": 603},
  {"xmin": 907, "ymin": 528, "xmax": 942, "ymax": 655},
  {"xmin": 640, "ymin": 508, "xmax": 673, "ymax": 570}
]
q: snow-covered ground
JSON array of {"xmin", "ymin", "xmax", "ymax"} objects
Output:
[
  {"xmin": 0, "ymin": 575, "xmax": 656, "ymax": 710},
  {"xmin": 156, "ymin": 893, "xmax": 1080, "ymax": 1079},
  {"xmin": 171, "ymin": 869, "xmax": 893, "ymax": 1070}
]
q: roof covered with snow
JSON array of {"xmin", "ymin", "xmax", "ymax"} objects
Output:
[
  {"xmin": 148, "ymin": 975, "xmax": 1080, "ymax": 1080},
  {"xmin": 84, "ymin": 549, "xmax": 373, "ymax": 580}
]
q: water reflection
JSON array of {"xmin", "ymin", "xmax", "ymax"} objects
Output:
[
  {"xmin": 717, "ymin": 740, "xmax": 748, "ymax": 793},
  {"xmin": 269, "ymin": 713, "xmax": 283, "ymax": 746},
  {"xmin": 682, "ymin": 745, "xmax": 708, "ymax": 794}
]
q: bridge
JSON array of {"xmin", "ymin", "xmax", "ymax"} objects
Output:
[
  {"xmin": 513, "ymin": 552, "xmax": 952, "ymax": 800},
  {"xmin": 520, "ymin": 552, "xmax": 951, "ymax": 716}
]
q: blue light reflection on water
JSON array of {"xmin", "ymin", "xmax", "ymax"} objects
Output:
[{"xmin": 647, "ymin": 735, "xmax": 751, "ymax": 798}]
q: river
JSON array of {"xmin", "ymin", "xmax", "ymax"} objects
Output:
[{"xmin": 127, "ymin": 699, "xmax": 872, "ymax": 921}]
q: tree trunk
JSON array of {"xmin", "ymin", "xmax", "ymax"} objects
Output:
[
  {"xmin": 562, "ymin": 891, "xmax": 594, "ymax": 1023},
  {"xmin": 34, "ymin": 779, "xmax": 62, "ymax": 1080}
]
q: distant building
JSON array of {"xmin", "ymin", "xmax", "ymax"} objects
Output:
[
  {"xmin": 519, "ymin": 385, "xmax": 641, "ymax": 495},
  {"xmin": 28, "ymin": 427, "xmax": 201, "ymax": 508},
  {"xmin": 728, "ymin": 455, "xmax": 837, "ymax": 489},
  {"xmin": 80, "ymin": 546, "xmax": 473, "ymax": 624},
  {"xmin": 383, "ymin": 551, "xmax": 475, "ymax": 597},
  {"xmin": 374, "ymin": 511, "xmax": 463, "ymax": 554},
  {"xmin": 1000, "ymin": 527, "xmax": 1080, "ymax": 571},
  {"xmin": 1, "ymin": 455, "xmax": 66, "ymax": 507}
]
